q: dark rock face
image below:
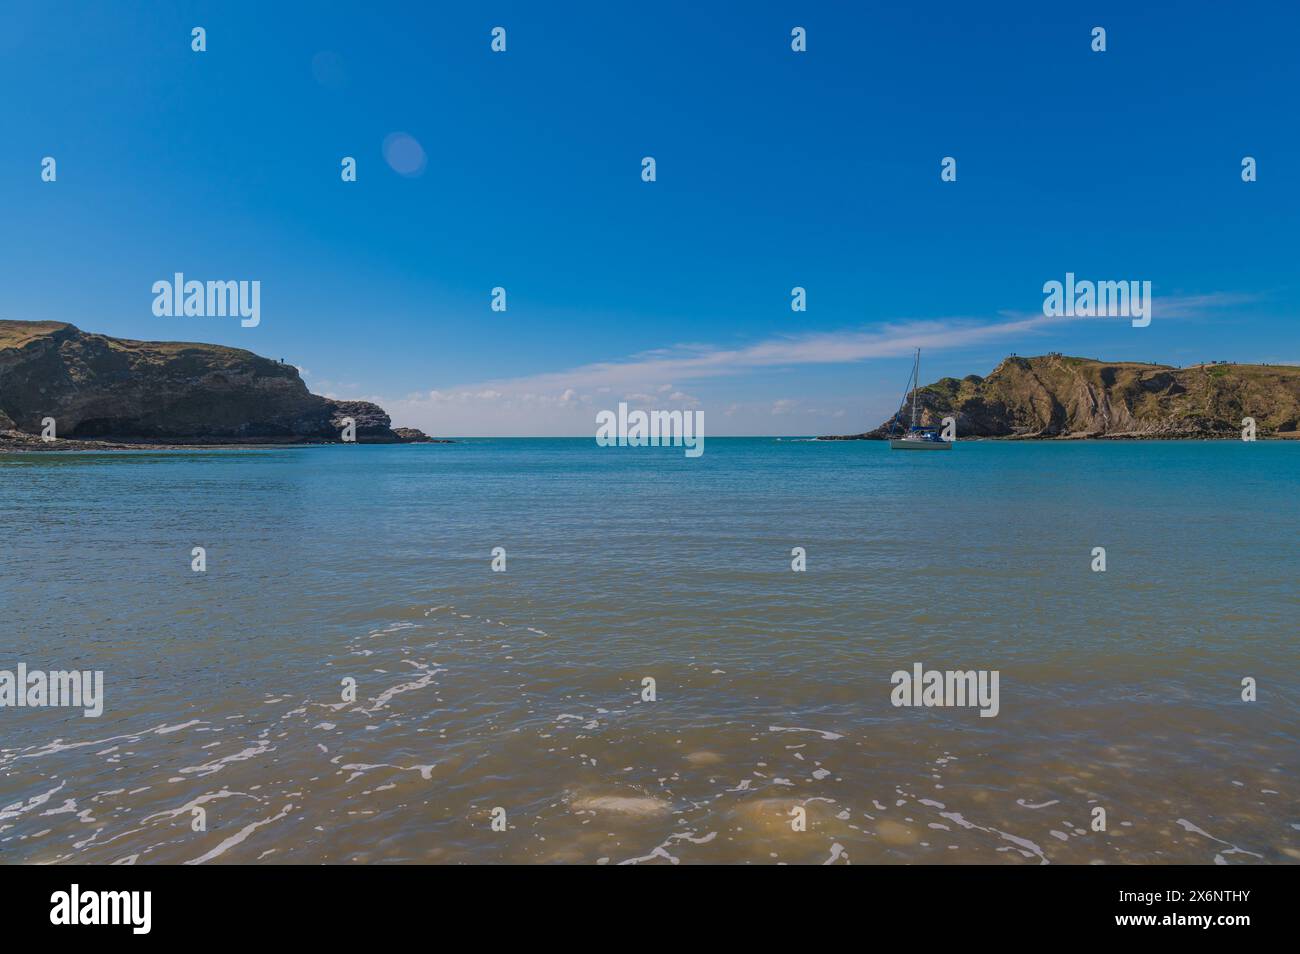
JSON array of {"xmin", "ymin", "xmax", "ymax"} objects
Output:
[
  {"xmin": 328, "ymin": 400, "xmax": 397, "ymax": 443},
  {"xmin": 822, "ymin": 354, "xmax": 1300, "ymax": 440},
  {"xmin": 0, "ymin": 320, "xmax": 411, "ymax": 444}
]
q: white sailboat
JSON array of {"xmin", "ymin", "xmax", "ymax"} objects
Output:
[{"xmin": 889, "ymin": 349, "xmax": 952, "ymax": 450}]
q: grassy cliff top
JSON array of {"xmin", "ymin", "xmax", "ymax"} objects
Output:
[{"xmin": 0, "ymin": 319, "xmax": 268, "ymax": 361}]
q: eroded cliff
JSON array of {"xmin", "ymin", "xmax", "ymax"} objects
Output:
[
  {"xmin": 822, "ymin": 354, "xmax": 1300, "ymax": 439},
  {"xmin": 0, "ymin": 320, "xmax": 427, "ymax": 445}
]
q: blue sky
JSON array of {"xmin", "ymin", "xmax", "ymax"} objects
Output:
[{"xmin": 1, "ymin": 1, "xmax": 1296, "ymax": 435}]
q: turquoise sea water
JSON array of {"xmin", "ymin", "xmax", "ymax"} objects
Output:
[{"xmin": 1, "ymin": 439, "xmax": 1296, "ymax": 864}]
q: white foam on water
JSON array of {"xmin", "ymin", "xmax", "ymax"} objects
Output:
[
  {"xmin": 768, "ymin": 725, "xmax": 844, "ymax": 741},
  {"xmin": 939, "ymin": 810, "xmax": 1049, "ymax": 864},
  {"xmin": 141, "ymin": 789, "xmax": 260, "ymax": 823},
  {"xmin": 332, "ymin": 758, "xmax": 436, "ymax": 782},
  {"xmin": 0, "ymin": 782, "xmax": 65, "ymax": 821},
  {"xmin": 1175, "ymin": 818, "xmax": 1263, "ymax": 861},
  {"xmin": 823, "ymin": 842, "xmax": 849, "ymax": 864},
  {"xmin": 185, "ymin": 803, "xmax": 294, "ymax": 865},
  {"xmin": 177, "ymin": 739, "xmax": 274, "ymax": 778},
  {"xmin": 1016, "ymin": 798, "xmax": 1060, "ymax": 809}
]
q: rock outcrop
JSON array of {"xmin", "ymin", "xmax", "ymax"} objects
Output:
[
  {"xmin": 392, "ymin": 427, "xmax": 450, "ymax": 443},
  {"xmin": 822, "ymin": 354, "xmax": 1300, "ymax": 440},
  {"xmin": 0, "ymin": 320, "xmax": 430, "ymax": 445}
]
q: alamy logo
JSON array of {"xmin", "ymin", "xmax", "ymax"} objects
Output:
[
  {"xmin": 152, "ymin": 273, "xmax": 261, "ymax": 327},
  {"xmin": 595, "ymin": 402, "xmax": 704, "ymax": 458},
  {"xmin": 891, "ymin": 663, "xmax": 1000, "ymax": 718},
  {"xmin": 0, "ymin": 664, "xmax": 103, "ymax": 717},
  {"xmin": 50, "ymin": 885, "xmax": 150, "ymax": 934},
  {"xmin": 1042, "ymin": 272, "xmax": 1151, "ymax": 328}
]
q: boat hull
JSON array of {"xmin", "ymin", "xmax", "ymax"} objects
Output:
[{"xmin": 890, "ymin": 439, "xmax": 952, "ymax": 450}]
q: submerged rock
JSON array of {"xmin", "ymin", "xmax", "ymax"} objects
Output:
[
  {"xmin": 684, "ymin": 750, "xmax": 724, "ymax": 766},
  {"xmin": 570, "ymin": 794, "xmax": 673, "ymax": 817}
]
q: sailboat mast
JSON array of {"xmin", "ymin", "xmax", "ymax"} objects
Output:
[{"xmin": 911, "ymin": 349, "xmax": 919, "ymax": 428}]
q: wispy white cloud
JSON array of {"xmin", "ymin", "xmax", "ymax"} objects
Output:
[{"xmin": 379, "ymin": 291, "xmax": 1255, "ymax": 435}]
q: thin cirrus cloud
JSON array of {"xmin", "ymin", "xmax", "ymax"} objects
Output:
[
  {"xmin": 381, "ymin": 292, "xmax": 1257, "ymax": 434},
  {"xmin": 406, "ymin": 314, "xmax": 1040, "ymax": 402}
]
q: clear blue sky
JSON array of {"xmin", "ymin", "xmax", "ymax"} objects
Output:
[{"xmin": 1, "ymin": 1, "xmax": 1296, "ymax": 435}]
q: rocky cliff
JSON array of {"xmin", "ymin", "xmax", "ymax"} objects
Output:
[
  {"xmin": 822, "ymin": 354, "xmax": 1300, "ymax": 440},
  {"xmin": 0, "ymin": 320, "xmax": 431, "ymax": 446}
]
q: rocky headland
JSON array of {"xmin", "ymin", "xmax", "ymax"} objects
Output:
[
  {"xmin": 821, "ymin": 354, "xmax": 1300, "ymax": 440},
  {"xmin": 0, "ymin": 320, "xmax": 442, "ymax": 450}
]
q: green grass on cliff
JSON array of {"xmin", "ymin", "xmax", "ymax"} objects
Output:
[{"xmin": 0, "ymin": 319, "xmax": 274, "ymax": 363}]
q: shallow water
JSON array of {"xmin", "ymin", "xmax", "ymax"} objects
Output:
[{"xmin": 1, "ymin": 439, "xmax": 1296, "ymax": 864}]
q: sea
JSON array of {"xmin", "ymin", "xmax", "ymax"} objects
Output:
[{"xmin": 1, "ymin": 439, "xmax": 1296, "ymax": 864}]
